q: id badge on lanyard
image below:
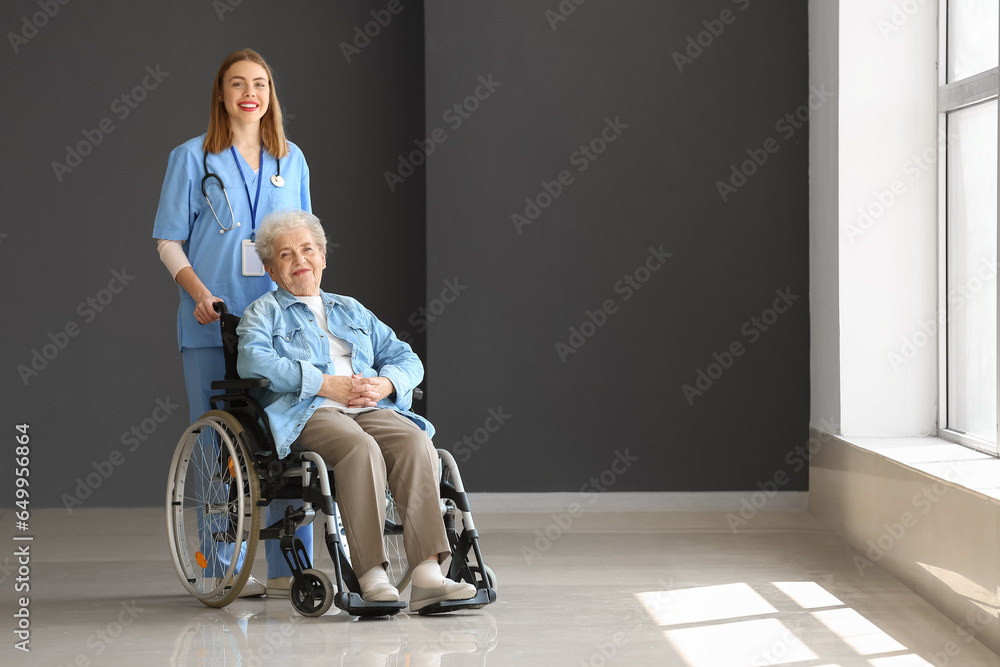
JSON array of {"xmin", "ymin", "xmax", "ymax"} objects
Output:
[
  {"xmin": 242, "ymin": 239, "xmax": 265, "ymax": 276},
  {"xmin": 232, "ymin": 146, "xmax": 266, "ymax": 277}
]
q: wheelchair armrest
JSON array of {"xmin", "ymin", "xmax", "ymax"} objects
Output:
[
  {"xmin": 211, "ymin": 378, "xmax": 270, "ymax": 391},
  {"xmin": 413, "ymin": 388, "xmax": 423, "ymax": 401}
]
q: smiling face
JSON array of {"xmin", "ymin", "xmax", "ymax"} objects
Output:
[
  {"xmin": 219, "ymin": 59, "xmax": 270, "ymax": 128},
  {"xmin": 265, "ymin": 227, "xmax": 326, "ymax": 297}
]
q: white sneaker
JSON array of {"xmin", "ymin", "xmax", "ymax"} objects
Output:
[
  {"xmin": 213, "ymin": 574, "xmax": 265, "ymax": 598},
  {"xmin": 358, "ymin": 564, "xmax": 398, "ymax": 602},
  {"xmin": 266, "ymin": 576, "xmax": 293, "ymax": 597},
  {"xmin": 408, "ymin": 579, "xmax": 476, "ymax": 612},
  {"xmin": 361, "ymin": 582, "xmax": 399, "ymax": 602},
  {"xmin": 238, "ymin": 575, "xmax": 266, "ymax": 598}
]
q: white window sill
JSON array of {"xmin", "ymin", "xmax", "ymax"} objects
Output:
[{"xmin": 834, "ymin": 434, "xmax": 1000, "ymax": 503}]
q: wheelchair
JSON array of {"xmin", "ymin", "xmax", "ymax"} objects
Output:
[{"xmin": 165, "ymin": 303, "xmax": 497, "ymax": 617}]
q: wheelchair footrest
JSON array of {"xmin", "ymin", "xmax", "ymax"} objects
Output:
[
  {"xmin": 415, "ymin": 587, "xmax": 497, "ymax": 616},
  {"xmin": 334, "ymin": 591, "xmax": 407, "ymax": 617}
]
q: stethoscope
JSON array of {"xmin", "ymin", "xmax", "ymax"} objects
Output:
[{"xmin": 201, "ymin": 147, "xmax": 283, "ymax": 236}]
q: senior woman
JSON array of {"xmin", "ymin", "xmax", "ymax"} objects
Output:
[{"xmin": 235, "ymin": 209, "xmax": 475, "ymax": 610}]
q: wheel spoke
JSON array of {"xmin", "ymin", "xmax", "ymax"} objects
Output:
[{"xmin": 167, "ymin": 412, "xmax": 261, "ymax": 606}]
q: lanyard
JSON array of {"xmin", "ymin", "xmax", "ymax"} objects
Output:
[{"xmin": 230, "ymin": 145, "xmax": 264, "ymax": 242}]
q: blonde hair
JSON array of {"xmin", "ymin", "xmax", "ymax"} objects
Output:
[{"xmin": 203, "ymin": 49, "xmax": 288, "ymax": 159}]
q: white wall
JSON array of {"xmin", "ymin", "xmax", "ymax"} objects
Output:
[{"xmin": 811, "ymin": 0, "xmax": 939, "ymax": 436}]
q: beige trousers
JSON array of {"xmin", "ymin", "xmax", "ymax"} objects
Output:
[{"xmin": 292, "ymin": 407, "xmax": 449, "ymax": 575}]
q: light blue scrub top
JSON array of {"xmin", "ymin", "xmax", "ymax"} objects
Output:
[{"xmin": 152, "ymin": 134, "xmax": 311, "ymax": 350}]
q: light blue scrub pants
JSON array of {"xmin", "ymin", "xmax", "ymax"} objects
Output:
[{"xmin": 183, "ymin": 347, "xmax": 314, "ymax": 580}]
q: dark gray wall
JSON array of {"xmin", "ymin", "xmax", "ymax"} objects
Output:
[
  {"xmin": 423, "ymin": 0, "xmax": 810, "ymax": 491},
  {"xmin": 5, "ymin": 0, "xmax": 810, "ymax": 508},
  {"xmin": 2, "ymin": 0, "xmax": 425, "ymax": 508}
]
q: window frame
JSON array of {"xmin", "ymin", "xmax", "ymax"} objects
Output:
[{"xmin": 937, "ymin": 0, "xmax": 1000, "ymax": 456}]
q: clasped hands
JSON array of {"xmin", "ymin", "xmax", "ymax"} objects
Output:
[{"xmin": 320, "ymin": 374, "xmax": 394, "ymax": 408}]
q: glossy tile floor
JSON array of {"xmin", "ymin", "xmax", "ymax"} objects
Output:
[{"xmin": 3, "ymin": 496, "xmax": 1000, "ymax": 666}]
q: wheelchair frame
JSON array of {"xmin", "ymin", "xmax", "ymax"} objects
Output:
[{"xmin": 165, "ymin": 303, "xmax": 496, "ymax": 617}]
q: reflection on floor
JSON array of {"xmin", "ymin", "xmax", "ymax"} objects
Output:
[{"xmin": 3, "ymin": 498, "xmax": 1000, "ymax": 666}]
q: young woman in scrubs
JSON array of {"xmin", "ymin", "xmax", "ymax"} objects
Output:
[{"xmin": 152, "ymin": 48, "xmax": 312, "ymax": 596}]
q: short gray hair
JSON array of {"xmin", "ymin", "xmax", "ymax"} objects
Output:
[{"xmin": 255, "ymin": 209, "xmax": 327, "ymax": 266}]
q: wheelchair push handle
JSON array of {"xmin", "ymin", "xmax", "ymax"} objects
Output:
[{"xmin": 213, "ymin": 301, "xmax": 229, "ymax": 316}]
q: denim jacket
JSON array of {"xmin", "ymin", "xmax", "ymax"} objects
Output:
[{"xmin": 236, "ymin": 288, "xmax": 432, "ymax": 458}]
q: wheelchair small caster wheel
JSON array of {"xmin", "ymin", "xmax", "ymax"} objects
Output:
[
  {"xmin": 290, "ymin": 568, "xmax": 334, "ymax": 617},
  {"xmin": 470, "ymin": 565, "xmax": 497, "ymax": 589}
]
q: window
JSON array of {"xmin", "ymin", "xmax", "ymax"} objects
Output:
[{"xmin": 939, "ymin": 0, "xmax": 999, "ymax": 453}]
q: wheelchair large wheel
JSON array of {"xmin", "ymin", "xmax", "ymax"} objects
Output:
[
  {"xmin": 383, "ymin": 490, "xmax": 410, "ymax": 590},
  {"xmin": 166, "ymin": 410, "xmax": 262, "ymax": 608}
]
